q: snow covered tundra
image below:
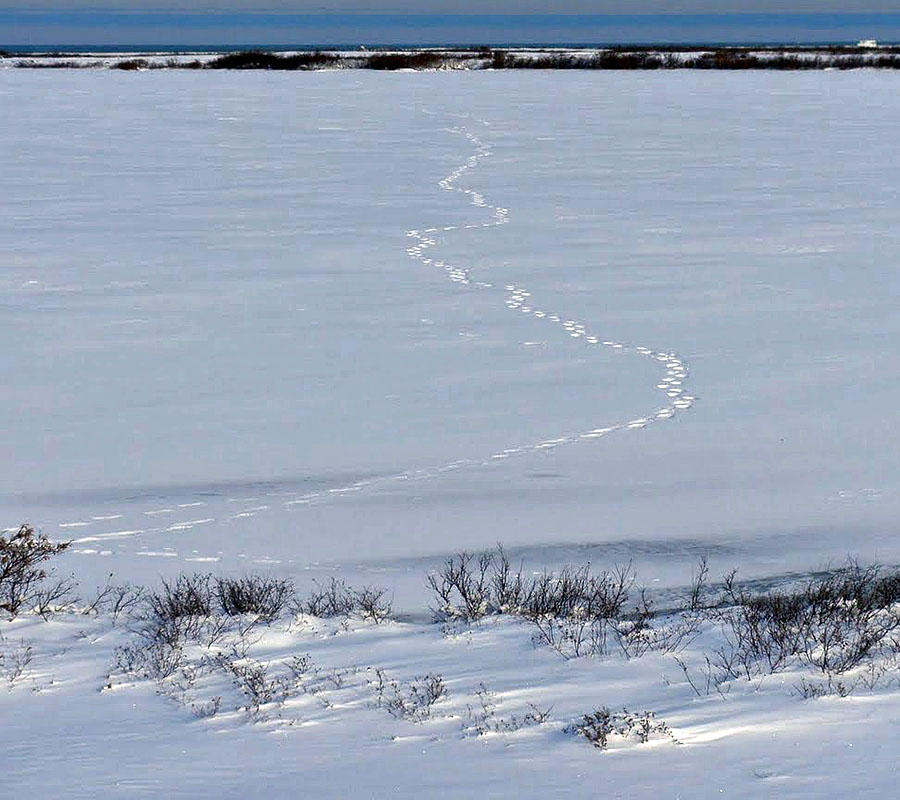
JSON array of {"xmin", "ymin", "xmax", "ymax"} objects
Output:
[{"xmin": 2, "ymin": 70, "xmax": 900, "ymax": 797}]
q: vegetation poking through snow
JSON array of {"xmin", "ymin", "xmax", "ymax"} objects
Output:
[
  {"xmin": 0, "ymin": 525, "xmax": 71, "ymax": 615},
  {"xmin": 295, "ymin": 578, "xmax": 392, "ymax": 622},
  {"xmin": 8, "ymin": 46, "xmax": 900, "ymax": 72},
  {"xmin": 565, "ymin": 707, "xmax": 678, "ymax": 749},
  {"xmin": 492, "ymin": 48, "xmax": 900, "ymax": 70},
  {"xmin": 710, "ymin": 560, "xmax": 900, "ymax": 680},
  {"xmin": 83, "ymin": 580, "xmax": 146, "ymax": 620},
  {"xmin": 427, "ymin": 547, "xmax": 900, "ymax": 687},
  {"xmin": 373, "ymin": 669, "xmax": 447, "ymax": 722},
  {"xmin": 215, "ymin": 575, "xmax": 294, "ymax": 621},
  {"xmin": 464, "ymin": 683, "xmax": 553, "ymax": 736},
  {"xmin": 2, "ymin": 526, "xmax": 900, "ymax": 745},
  {"xmin": 364, "ymin": 51, "xmax": 447, "ymax": 70},
  {"xmin": 0, "ymin": 631, "xmax": 33, "ymax": 688},
  {"xmin": 426, "ymin": 544, "xmax": 634, "ymax": 622},
  {"xmin": 206, "ymin": 50, "xmax": 340, "ymax": 70}
]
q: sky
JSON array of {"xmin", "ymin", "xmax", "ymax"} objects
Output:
[
  {"xmin": 2, "ymin": 4, "xmax": 900, "ymax": 47},
  {"xmin": 3, "ymin": 2, "xmax": 899, "ymax": 10}
]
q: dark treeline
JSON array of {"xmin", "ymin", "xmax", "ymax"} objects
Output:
[
  {"xmin": 6, "ymin": 46, "xmax": 900, "ymax": 71},
  {"xmin": 493, "ymin": 49, "xmax": 900, "ymax": 70}
]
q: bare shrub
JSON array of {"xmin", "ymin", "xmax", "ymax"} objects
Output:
[
  {"xmin": 300, "ymin": 578, "xmax": 356, "ymax": 617},
  {"xmin": 0, "ymin": 525, "xmax": 71, "ymax": 615},
  {"xmin": 208, "ymin": 50, "xmax": 286, "ymax": 69},
  {"xmin": 84, "ymin": 579, "xmax": 145, "ymax": 620},
  {"xmin": 288, "ymin": 653, "xmax": 314, "ymax": 681},
  {"xmin": 113, "ymin": 583, "xmax": 146, "ymax": 618},
  {"xmin": 213, "ymin": 651, "xmax": 291, "ymax": 718},
  {"xmin": 10, "ymin": 46, "xmax": 900, "ymax": 73},
  {"xmin": 353, "ymin": 585, "xmax": 392, "ymax": 623},
  {"xmin": 373, "ymin": 669, "xmax": 446, "ymax": 722},
  {"xmin": 712, "ymin": 561, "xmax": 900, "ymax": 680},
  {"xmin": 0, "ymin": 632, "xmax": 33, "ymax": 687},
  {"xmin": 465, "ymin": 683, "xmax": 552, "ymax": 735},
  {"xmin": 162, "ymin": 614, "xmax": 230, "ymax": 649},
  {"xmin": 277, "ymin": 51, "xmax": 339, "ymax": 70},
  {"xmin": 490, "ymin": 545, "xmax": 527, "ymax": 612},
  {"xmin": 793, "ymin": 676, "xmax": 853, "ymax": 699},
  {"xmin": 673, "ymin": 655, "xmax": 731, "ymax": 699},
  {"xmin": 135, "ymin": 574, "xmax": 228, "ymax": 647},
  {"xmin": 32, "ymin": 575, "xmax": 79, "ymax": 619},
  {"xmin": 485, "ymin": 47, "xmax": 900, "ymax": 72},
  {"xmin": 149, "ymin": 573, "xmax": 213, "ymax": 619},
  {"xmin": 296, "ymin": 579, "xmax": 392, "ymax": 622},
  {"xmin": 426, "ymin": 545, "xmax": 634, "ymax": 623},
  {"xmin": 114, "ymin": 640, "xmax": 184, "ymax": 681},
  {"xmin": 191, "ymin": 696, "xmax": 222, "ymax": 718},
  {"xmin": 522, "ymin": 563, "xmax": 633, "ymax": 621},
  {"xmin": 853, "ymin": 654, "xmax": 900, "ymax": 692},
  {"xmin": 214, "ymin": 575, "xmax": 294, "ymax": 621},
  {"xmin": 614, "ymin": 568, "xmax": 709, "ymax": 659},
  {"xmin": 530, "ymin": 616, "xmax": 608, "ymax": 659},
  {"xmin": 534, "ymin": 594, "xmax": 705, "ymax": 661},
  {"xmin": 687, "ymin": 557, "xmax": 711, "ymax": 612},
  {"xmin": 427, "ymin": 551, "xmax": 494, "ymax": 620},
  {"xmin": 565, "ymin": 707, "xmax": 676, "ymax": 749}
]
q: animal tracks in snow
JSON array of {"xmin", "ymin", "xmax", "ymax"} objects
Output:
[
  {"xmin": 404, "ymin": 118, "xmax": 694, "ymax": 460},
  {"xmin": 58, "ymin": 112, "xmax": 693, "ymax": 558}
]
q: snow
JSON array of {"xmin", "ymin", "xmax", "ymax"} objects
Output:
[
  {"xmin": 2, "ymin": 70, "xmax": 900, "ymax": 796},
  {"xmin": 3, "ymin": 70, "xmax": 900, "ymax": 597},
  {"xmin": 4, "ymin": 604, "xmax": 900, "ymax": 798}
]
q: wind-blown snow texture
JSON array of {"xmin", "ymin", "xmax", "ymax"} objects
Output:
[
  {"xmin": 2, "ymin": 71, "xmax": 900, "ymax": 602},
  {"xmin": 3, "ymin": 70, "xmax": 900, "ymax": 799}
]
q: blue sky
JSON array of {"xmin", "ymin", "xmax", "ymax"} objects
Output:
[{"xmin": 2, "ymin": 6, "xmax": 899, "ymax": 47}]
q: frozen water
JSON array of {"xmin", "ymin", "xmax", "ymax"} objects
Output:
[
  {"xmin": 3, "ymin": 69, "xmax": 900, "ymax": 800},
  {"xmin": 2, "ymin": 70, "xmax": 899, "ymax": 602}
]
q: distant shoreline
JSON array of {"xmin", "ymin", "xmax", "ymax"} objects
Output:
[{"xmin": 4, "ymin": 45, "xmax": 900, "ymax": 71}]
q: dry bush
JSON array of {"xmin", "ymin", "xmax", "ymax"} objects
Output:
[
  {"xmin": 0, "ymin": 631, "xmax": 34, "ymax": 687},
  {"xmin": 365, "ymin": 51, "xmax": 445, "ymax": 70},
  {"xmin": 114, "ymin": 640, "xmax": 185, "ymax": 681},
  {"xmin": 83, "ymin": 579, "xmax": 145, "ymax": 620},
  {"xmin": 212, "ymin": 651, "xmax": 292, "ymax": 718},
  {"xmin": 0, "ymin": 525, "xmax": 71, "ymax": 615},
  {"xmin": 149, "ymin": 573, "xmax": 213, "ymax": 618},
  {"xmin": 565, "ymin": 707, "xmax": 676, "ymax": 749},
  {"xmin": 135, "ymin": 574, "xmax": 230, "ymax": 647},
  {"xmin": 31, "ymin": 576, "xmax": 79, "ymax": 619},
  {"xmin": 465, "ymin": 683, "xmax": 552, "ymax": 735},
  {"xmin": 214, "ymin": 575, "xmax": 294, "ymax": 621},
  {"xmin": 296, "ymin": 578, "xmax": 392, "ymax": 622},
  {"xmin": 426, "ymin": 545, "xmax": 633, "ymax": 623},
  {"xmin": 373, "ymin": 669, "xmax": 446, "ymax": 722},
  {"xmin": 712, "ymin": 561, "xmax": 900, "ymax": 680}
]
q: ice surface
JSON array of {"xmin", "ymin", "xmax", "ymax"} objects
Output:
[
  {"xmin": 2, "ymin": 71, "xmax": 899, "ymax": 603},
  {"xmin": 3, "ymin": 69, "xmax": 900, "ymax": 800}
]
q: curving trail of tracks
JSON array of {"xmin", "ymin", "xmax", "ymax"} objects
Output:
[
  {"xmin": 403, "ymin": 116, "xmax": 695, "ymax": 464},
  {"xmin": 56, "ymin": 112, "xmax": 694, "ymax": 556}
]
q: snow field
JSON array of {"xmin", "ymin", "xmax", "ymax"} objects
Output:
[{"xmin": 2, "ymin": 69, "xmax": 900, "ymax": 796}]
